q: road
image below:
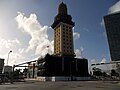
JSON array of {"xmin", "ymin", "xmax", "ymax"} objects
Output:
[{"xmin": 0, "ymin": 80, "xmax": 120, "ymax": 90}]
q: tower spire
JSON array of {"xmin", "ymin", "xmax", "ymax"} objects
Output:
[{"xmin": 58, "ymin": 1, "xmax": 68, "ymax": 14}]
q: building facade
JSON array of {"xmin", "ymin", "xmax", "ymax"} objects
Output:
[
  {"xmin": 51, "ymin": 2, "xmax": 75, "ymax": 57},
  {"xmin": 0, "ymin": 58, "xmax": 4, "ymax": 74},
  {"xmin": 3, "ymin": 66, "xmax": 12, "ymax": 73},
  {"xmin": 104, "ymin": 12, "xmax": 120, "ymax": 61},
  {"xmin": 37, "ymin": 54, "xmax": 89, "ymax": 77},
  {"xmin": 27, "ymin": 62, "xmax": 38, "ymax": 78}
]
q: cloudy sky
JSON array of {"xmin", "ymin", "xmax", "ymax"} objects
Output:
[{"xmin": 0, "ymin": 0, "xmax": 120, "ymax": 66}]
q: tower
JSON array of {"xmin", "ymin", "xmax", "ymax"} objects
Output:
[
  {"xmin": 51, "ymin": 2, "xmax": 75, "ymax": 57},
  {"xmin": 104, "ymin": 12, "xmax": 120, "ymax": 61},
  {"xmin": 16, "ymin": 2, "xmax": 89, "ymax": 80}
]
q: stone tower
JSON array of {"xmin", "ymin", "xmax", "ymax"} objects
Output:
[{"xmin": 51, "ymin": 2, "xmax": 75, "ymax": 57}]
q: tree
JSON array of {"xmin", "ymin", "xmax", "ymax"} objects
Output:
[
  {"xmin": 111, "ymin": 69, "xmax": 119, "ymax": 78},
  {"xmin": 23, "ymin": 68, "xmax": 28, "ymax": 78},
  {"xmin": 13, "ymin": 69, "xmax": 23, "ymax": 80},
  {"xmin": 102, "ymin": 72, "xmax": 108, "ymax": 77},
  {"xmin": 92, "ymin": 67, "xmax": 102, "ymax": 76}
]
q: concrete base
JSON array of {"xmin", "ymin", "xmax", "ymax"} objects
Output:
[{"xmin": 37, "ymin": 76, "xmax": 90, "ymax": 81}]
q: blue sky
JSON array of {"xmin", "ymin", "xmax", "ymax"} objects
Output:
[{"xmin": 0, "ymin": 0, "xmax": 120, "ymax": 66}]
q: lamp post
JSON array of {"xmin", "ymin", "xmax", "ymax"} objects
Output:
[
  {"xmin": 6, "ymin": 50, "xmax": 12, "ymax": 65},
  {"xmin": 47, "ymin": 46, "xmax": 49, "ymax": 54}
]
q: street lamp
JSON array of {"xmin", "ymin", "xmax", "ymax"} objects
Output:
[
  {"xmin": 47, "ymin": 46, "xmax": 49, "ymax": 54},
  {"xmin": 6, "ymin": 50, "xmax": 12, "ymax": 65}
]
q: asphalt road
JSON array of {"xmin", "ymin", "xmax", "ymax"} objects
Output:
[{"xmin": 0, "ymin": 80, "xmax": 120, "ymax": 90}]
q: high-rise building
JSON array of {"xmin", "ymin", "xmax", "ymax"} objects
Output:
[
  {"xmin": 104, "ymin": 12, "xmax": 120, "ymax": 61},
  {"xmin": 51, "ymin": 2, "xmax": 75, "ymax": 57}
]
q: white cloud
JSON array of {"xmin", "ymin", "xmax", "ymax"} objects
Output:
[
  {"xmin": 1, "ymin": 51, "xmax": 26, "ymax": 66},
  {"xmin": 8, "ymin": 52, "xmax": 26, "ymax": 66},
  {"xmin": 75, "ymin": 47, "xmax": 84, "ymax": 58},
  {"xmin": 18, "ymin": 48, "xmax": 25, "ymax": 54},
  {"xmin": 15, "ymin": 12, "xmax": 54, "ymax": 57},
  {"xmin": 73, "ymin": 27, "xmax": 80, "ymax": 40},
  {"xmin": 100, "ymin": 19, "xmax": 105, "ymax": 27},
  {"xmin": 90, "ymin": 58, "xmax": 107, "ymax": 65},
  {"xmin": 83, "ymin": 28, "xmax": 89, "ymax": 32},
  {"xmin": 100, "ymin": 58, "xmax": 106, "ymax": 63},
  {"xmin": 73, "ymin": 32, "xmax": 80, "ymax": 40},
  {"xmin": 0, "ymin": 38, "xmax": 21, "ymax": 54},
  {"xmin": 0, "ymin": 37, "xmax": 25, "ymax": 66},
  {"xmin": 91, "ymin": 59, "xmax": 97, "ymax": 64},
  {"xmin": 75, "ymin": 49, "xmax": 81, "ymax": 58},
  {"xmin": 0, "ymin": 38, "xmax": 22, "ymax": 64},
  {"xmin": 109, "ymin": 1, "xmax": 120, "ymax": 14}
]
